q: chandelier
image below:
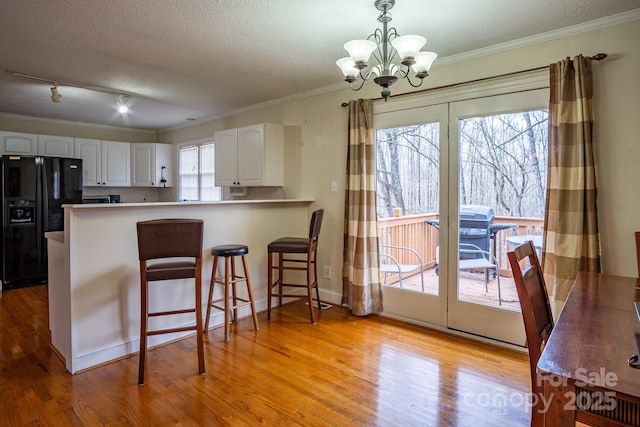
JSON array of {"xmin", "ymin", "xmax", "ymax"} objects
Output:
[{"xmin": 336, "ymin": 0, "xmax": 437, "ymax": 101}]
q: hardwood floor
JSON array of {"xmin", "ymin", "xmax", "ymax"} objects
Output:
[{"xmin": 1, "ymin": 284, "xmax": 535, "ymax": 426}]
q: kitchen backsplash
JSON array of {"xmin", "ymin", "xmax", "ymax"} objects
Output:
[{"xmin": 82, "ymin": 187, "xmax": 162, "ymax": 203}]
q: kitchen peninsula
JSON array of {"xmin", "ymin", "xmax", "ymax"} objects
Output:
[{"xmin": 46, "ymin": 199, "xmax": 313, "ymax": 373}]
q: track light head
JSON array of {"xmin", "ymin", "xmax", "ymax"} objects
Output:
[
  {"xmin": 50, "ymin": 86, "xmax": 62, "ymax": 103},
  {"xmin": 116, "ymin": 95, "xmax": 128, "ymax": 114}
]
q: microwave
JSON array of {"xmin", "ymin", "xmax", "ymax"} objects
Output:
[{"xmin": 82, "ymin": 195, "xmax": 111, "ymax": 204}]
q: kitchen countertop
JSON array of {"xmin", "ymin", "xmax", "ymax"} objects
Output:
[
  {"xmin": 66, "ymin": 198, "xmax": 313, "ymax": 209},
  {"xmin": 44, "ymin": 231, "xmax": 64, "ymax": 243}
]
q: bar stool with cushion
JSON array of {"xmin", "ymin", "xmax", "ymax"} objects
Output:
[
  {"xmin": 267, "ymin": 209, "xmax": 324, "ymax": 323},
  {"xmin": 204, "ymin": 244, "xmax": 259, "ymax": 343},
  {"xmin": 136, "ymin": 218, "xmax": 205, "ymax": 385}
]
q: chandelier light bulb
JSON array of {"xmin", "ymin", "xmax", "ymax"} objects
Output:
[
  {"xmin": 391, "ymin": 35, "xmax": 427, "ymax": 65},
  {"xmin": 411, "ymin": 51, "xmax": 438, "ymax": 77},
  {"xmin": 336, "ymin": 57, "xmax": 358, "ymax": 82}
]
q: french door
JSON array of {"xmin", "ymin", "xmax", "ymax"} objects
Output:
[
  {"xmin": 375, "ymin": 103, "xmax": 448, "ymax": 327},
  {"xmin": 374, "ymin": 86, "xmax": 548, "ymax": 345},
  {"xmin": 447, "ymin": 89, "xmax": 548, "ymax": 344}
]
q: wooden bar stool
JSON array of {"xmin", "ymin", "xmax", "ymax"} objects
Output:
[
  {"xmin": 136, "ymin": 218, "xmax": 205, "ymax": 385},
  {"xmin": 267, "ymin": 209, "xmax": 324, "ymax": 323},
  {"xmin": 204, "ymin": 244, "xmax": 259, "ymax": 343}
]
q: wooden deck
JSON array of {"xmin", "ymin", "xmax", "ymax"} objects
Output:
[{"xmin": 382, "ymin": 266, "xmax": 522, "ymax": 311}]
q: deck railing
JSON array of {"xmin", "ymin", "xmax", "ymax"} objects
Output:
[{"xmin": 378, "ymin": 213, "xmax": 544, "ymax": 280}]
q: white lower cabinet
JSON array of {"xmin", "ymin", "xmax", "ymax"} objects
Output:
[
  {"xmin": 74, "ymin": 138, "xmax": 130, "ymax": 186},
  {"xmin": 131, "ymin": 143, "xmax": 173, "ymax": 187}
]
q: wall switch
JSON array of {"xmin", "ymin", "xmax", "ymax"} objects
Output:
[
  {"xmin": 323, "ymin": 266, "xmax": 331, "ymax": 279},
  {"xmin": 331, "ymin": 181, "xmax": 337, "ymax": 192}
]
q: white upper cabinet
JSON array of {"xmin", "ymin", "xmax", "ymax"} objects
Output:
[
  {"xmin": 213, "ymin": 128, "xmax": 238, "ymax": 187},
  {"xmin": 214, "ymin": 123, "xmax": 284, "ymax": 187},
  {"xmin": 101, "ymin": 140, "xmax": 130, "ymax": 187},
  {"xmin": 0, "ymin": 131, "xmax": 38, "ymax": 155},
  {"xmin": 74, "ymin": 138, "xmax": 130, "ymax": 187},
  {"xmin": 38, "ymin": 135, "xmax": 74, "ymax": 157},
  {"xmin": 131, "ymin": 143, "xmax": 173, "ymax": 187}
]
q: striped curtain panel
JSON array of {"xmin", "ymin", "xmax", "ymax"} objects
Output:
[
  {"xmin": 543, "ymin": 55, "xmax": 601, "ymax": 303},
  {"xmin": 342, "ymin": 99, "xmax": 383, "ymax": 316}
]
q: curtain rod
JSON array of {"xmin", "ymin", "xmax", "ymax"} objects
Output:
[{"xmin": 340, "ymin": 53, "xmax": 607, "ymax": 107}]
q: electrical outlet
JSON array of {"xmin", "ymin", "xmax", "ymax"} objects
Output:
[{"xmin": 323, "ymin": 266, "xmax": 331, "ymax": 279}]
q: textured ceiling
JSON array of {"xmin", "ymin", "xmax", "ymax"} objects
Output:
[{"xmin": 0, "ymin": 0, "xmax": 638, "ymax": 131}]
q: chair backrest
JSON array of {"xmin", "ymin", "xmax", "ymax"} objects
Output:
[
  {"xmin": 308, "ymin": 209, "xmax": 324, "ymax": 241},
  {"xmin": 635, "ymin": 231, "xmax": 640, "ymax": 277},
  {"xmin": 137, "ymin": 218, "xmax": 204, "ymax": 261},
  {"xmin": 507, "ymin": 240, "xmax": 554, "ymax": 395}
]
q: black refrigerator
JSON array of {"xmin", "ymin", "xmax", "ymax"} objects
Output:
[{"xmin": 1, "ymin": 155, "xmax": 83, "ymax": 289}]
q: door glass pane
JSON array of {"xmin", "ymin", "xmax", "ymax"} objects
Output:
[
  {"xmin": 457, "ymin": 110, "xmax": 548, "ymax": 310},
  {"xmin": 376, "ymin": 123, "xmax": 440, "ymax": 295}
]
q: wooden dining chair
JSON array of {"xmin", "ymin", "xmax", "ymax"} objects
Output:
[
  {"xmin": 635, "ymin": 231, "xmax": 640, "ymax": 277},
  {"xmin": 507, "ymin": 240, "xmax": 554, "ymax": 427}
]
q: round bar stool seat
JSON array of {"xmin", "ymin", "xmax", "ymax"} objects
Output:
[
  {"xmin": 204, "ymin": 244, "xmax": 259, "ymax": 342},
  {"xmin": 211, "ymin": 244, "xmax": 249, "ymax": 257}
]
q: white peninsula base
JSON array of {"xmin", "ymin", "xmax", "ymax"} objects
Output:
[{"xmin": 46, "ymin": 199, "xmax": 313, "ymax": 373}]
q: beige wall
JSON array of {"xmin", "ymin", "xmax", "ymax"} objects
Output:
[
  {"xmin": 3, "ymin": 19, "xmax": 639, "ymax": 298},
  {"xmin": 160, "ymin": 19, "xmax": 640, "ymax": 296}
]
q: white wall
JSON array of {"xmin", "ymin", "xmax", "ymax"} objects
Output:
[{"xmin": 159, "ymin": 19, "xmax": 640, "ymax": 296}]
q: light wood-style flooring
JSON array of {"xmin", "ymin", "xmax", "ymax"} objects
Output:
[{"xmin": 1, "ymin": 284, "xmax": 536, "ymax": 426}]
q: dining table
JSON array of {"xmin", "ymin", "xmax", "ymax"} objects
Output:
[{"xmin": 536, "ymin": 271, "xmax": 640, "ymax": 426}]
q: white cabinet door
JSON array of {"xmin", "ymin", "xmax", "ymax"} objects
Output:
[
  {"xmin": 131, "ymin": 143, "xmax": 154, "ymax": 187},
  {"xmin": 38, "ymin": 135, "xmax": 74, "ymax": 157},
  {"xmin": 101, "ymin": 140, "xmax": 130, "ymax": 187},
  {"xmin": 214, "ymin": 124, "xmax": 284, "ymax": 187},
  {"xmin": 74, "ymin": 138, "xmax": 101, "ymax": 186},
  {"xmin": 237, "ymin": 125, "xmax": 265, "ymax": 186},
  {"xmin": 214, "ymin": 128, "xmax": 238, "ymax": 186},
  {"xmin": 131, "ymin": 143, "xmax": 173, "ymax": 187},
  {"xmin": 74, "ymin": 139, "xmax": 130, "ymax": 186},
  {"xmin": 0, "ymin": 131, "xmax": 38, "ymax": 155}
]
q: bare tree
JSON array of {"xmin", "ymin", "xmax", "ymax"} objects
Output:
[{"xmin": 376, "ymin": 110, "xmax": 548, "ymax": 219}]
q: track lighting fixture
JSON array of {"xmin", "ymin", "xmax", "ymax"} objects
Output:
[
  {"xmin": 5, "ymin": 69, "xmax": 132, "ymax": 112},
  {"xmin": 50, "ymin": 86, "xmax": 62, "ymax": 103},
  {"xmin": 116, "ymin": 96, "xmax": 128, "ymax": 114}
]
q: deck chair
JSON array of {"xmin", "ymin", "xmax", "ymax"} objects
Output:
[
  {"xmin": 379, "ymin": 244, "xmax": 425, "ymax": 291},
  {"xmin": 436, "ymin": 243, "xmax": 502, "ymax": 304}
]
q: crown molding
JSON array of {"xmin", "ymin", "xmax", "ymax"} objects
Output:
[
  {"xmin": 0, "ymin": 112, "xmax": 157, "ymax": 135},
  {"xmin": 435, "ymin": 8, "xmax": 640, "ymax": 67}
]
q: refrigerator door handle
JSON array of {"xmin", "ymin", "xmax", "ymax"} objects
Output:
[
  {"xmin": 36, "ymin": 158, "xmax": 45, "ymax": 277},
  {"xmin": 41, "ymin": 160, "xmax": 50, "ymax": 232}
]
